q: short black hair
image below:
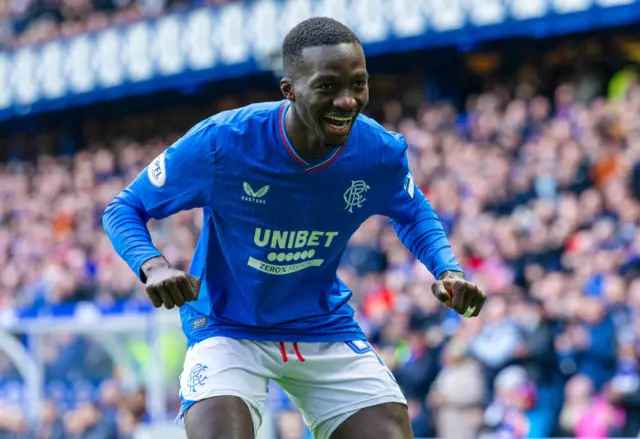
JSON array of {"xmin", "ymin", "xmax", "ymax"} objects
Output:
[{"xmin": 282, "ymin": 17, "xmax": 360, "ymax": 77}]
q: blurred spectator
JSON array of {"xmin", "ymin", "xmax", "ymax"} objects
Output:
[
  {"xmin": 605, "ymin": 340, "xmax": 640, "ymax": 437},
  {"xmin": 428, "ymin": 321, "xmax": 485, "ymax": 439},
  {"xmin": 510, "ymin": 297, "xmax": 561, "ymax": 437},
  {"xmin": 393, "ymin": 328, "xmax": 440, "ymax": 403},
  {"xmin": 469, "ymin": 296, "xmax": 525, "ymax": 386},
  {"xmin": 276, "ymin": 411, "xmax": 311, "ymax": 439},
  {"xmin": 559, "ymin": 374, "xmax": 624, "ymax": 438},
  {"xmin": 556, "ymin": 297, "xmax": 617, "ymax": 391},
  {"xmin": 115, "ymin": 409, "xmax": 137, "ymax": 439},
  {"xmin": 0, "ymin": 404, "xmax": 28, "ymax": 438},
  {"xmin": 481, "ymin": 366, "xmax": 537, "ymax": 439},
  {"xmin": 27, "ymin": 400, "xmax": 66, "ymax": 439}
]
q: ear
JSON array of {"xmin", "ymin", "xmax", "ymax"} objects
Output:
[{"xmin": 280, "ymin": 78, "xmax": 295, "ymax": 101}]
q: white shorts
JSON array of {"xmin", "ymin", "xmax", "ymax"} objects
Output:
[{"xmin": 175, "ymin": 337, "xmax": 407, "ymax": 439}]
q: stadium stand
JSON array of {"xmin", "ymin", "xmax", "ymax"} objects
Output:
[
  {"xmin": 0, "ymin": 0, "xmax": 242, "ymax": 48},
  {"xmin": 1, "ymin": 1, "xmax": 640, "ymax": 439}
]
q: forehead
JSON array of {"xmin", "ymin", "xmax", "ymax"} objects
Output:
[{"xmin": 298, "ymin": 43, "xmax": 366, "ymax": 77}]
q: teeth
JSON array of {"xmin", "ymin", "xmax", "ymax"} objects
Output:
[{"xmin": 326, "ymin": 116, "xmax": 352, "ymax": 121}]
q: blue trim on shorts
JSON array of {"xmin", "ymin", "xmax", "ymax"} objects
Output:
[
  {"xmin": 371, "ymin": 350, "xmax": 385, "ymax": 366},
  {"xmin": 177, "ymin": 386, "xmax": 194, "ymax": 422},
  {"xmin": 345, "ymin": 340, "xmax": 373, "ymax": 355},
  {"xmin": 178, "ymin": 398, "xmax": 198, "ymax": 422},
  {"xmin": 349, "ymin": 343, "xmax": 398, "ymax": 384},
  {"xmin": 371, "ymin": 351, "xmax": 398, "ymax": 384}
]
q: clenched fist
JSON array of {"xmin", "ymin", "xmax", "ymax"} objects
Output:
[
  {"xmin": 431, "ymin": 270, "xmax": 485, "ymax": 318},
  {"xmin": 141, "ymin": 256, "xmax": 200, "ymax": 309}
]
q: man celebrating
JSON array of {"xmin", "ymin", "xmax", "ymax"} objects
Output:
[{"xmin": 103, "ymin": 16, "xmax": 485, "ymax": 439}]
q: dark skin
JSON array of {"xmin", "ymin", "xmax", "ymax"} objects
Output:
[
  {"xmin": 280, "ymin": 43, "xmax": 369, "ymax": 159},
  {"xmin": 433, "ymin": 270, "xmax": 486, "ymax": 317},
  {"xmin": 140, "ymin": 255, "xmax": 199, "ymax": 309},
  {"xmin": 140, "ymin": 42, "xmax": 486, "ymax": 439}
]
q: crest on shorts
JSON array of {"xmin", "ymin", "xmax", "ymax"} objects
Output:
[{"xmin": 187, "ymin": 363, "xmax": 208, "ymax": 393}]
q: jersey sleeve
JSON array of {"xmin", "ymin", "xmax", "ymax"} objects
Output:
[
  {"xmin": 380, "ymin": 132, "xmax": 464, "ymax": 279},
  {"xmin": 102, "ymin": 121, "xmax": 217, "ymax": 280}
]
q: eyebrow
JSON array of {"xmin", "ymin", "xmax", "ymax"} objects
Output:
[{"xmin": 311, "ymin": 72, "xmax": 369, "ymax": 83}]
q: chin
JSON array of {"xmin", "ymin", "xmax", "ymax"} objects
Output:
[
  {"xmin": 323, "ymin": 138, "xmax": 349, "ymax": 148},
  {"xmin": 320, "ymin": 129, "xmax": 352, "ymax": 147}
]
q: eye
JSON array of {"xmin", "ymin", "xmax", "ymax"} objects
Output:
[
  {"xmin": 354, "ymin": 80, "xmax": 367, "ymax": 88},
  {"xmin": 317, "ymin": 84, "xmax": 334, "ymax": 91}
]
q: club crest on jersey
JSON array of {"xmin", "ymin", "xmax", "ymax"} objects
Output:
[
  {"xmin": 242, "ymin": 182, "xmax": 269, "ymax": 204},
  {"xmin": 148, "ymin": 152, "xmax": 166, "ymax": 188},
  {"xmin": 344, "ymin": 180, "xmax": 370, "ymax": 213}
]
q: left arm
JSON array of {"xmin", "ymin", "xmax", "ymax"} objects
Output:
[
  {"xmin": 391, "ymin": 179, "xmax": 459, "ymax": 279},
  {"xmin": 382, "ymin": 134, "xmax": 486, "ymax": 317}
]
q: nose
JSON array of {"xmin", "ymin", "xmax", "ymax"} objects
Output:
[{"xmin": 333, "ymin": 93, "xmax": 357, "ymax": 112}]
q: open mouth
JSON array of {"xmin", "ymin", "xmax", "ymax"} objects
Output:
[{"xmin": 323, "ymin": 115, "xmax": 354, "ymax": 135}]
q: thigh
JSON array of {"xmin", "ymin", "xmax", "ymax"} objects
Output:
[
  {"xmin": 176, "ymin": 337, "xmax": 277, "ymax": 437},
  {"xmin": 276, "ymin": 340, "xmax": 407, "ymax": 439},
  {"xmin": 185, "ymin": 396, "xmax": 255, "ymax": 439},
  {"xmin": 330, "ymin": 402, "xmax": 413, "ymax": 439}
]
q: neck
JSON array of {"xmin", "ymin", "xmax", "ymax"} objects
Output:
[{"xmin": 285, "ymin": 104, "xmax": 334, "ymax": 160}]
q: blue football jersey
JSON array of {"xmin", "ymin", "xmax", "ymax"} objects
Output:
[{"xmin": 103, "ymin": 100, "xmax": 462, "ymax": 345}]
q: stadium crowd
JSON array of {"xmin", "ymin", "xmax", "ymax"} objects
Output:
[
  {"xmin": 0, "ymin": 0, "xmax": 240, "ymax": 48},
  {"xmin": 1, "ymin": 65, "xmax": 640, "ymax": 439}
]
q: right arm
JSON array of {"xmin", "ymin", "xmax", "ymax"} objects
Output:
[{"xmin": 102, "ymin": 121, "xmax": 217, "ymax": 307}]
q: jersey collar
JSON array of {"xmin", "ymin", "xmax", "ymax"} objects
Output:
[{"xmin": 278, "ymin": 102, "xmax": 345, "ymax": 173}]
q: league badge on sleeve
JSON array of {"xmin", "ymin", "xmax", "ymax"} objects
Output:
[
  {"xmin": 148, "ymin": 151, "xmax": 167, "ymax": 188},
  {"xmin": 403, "ymin": 172, "xmax": 415, "ymax": 198}
]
